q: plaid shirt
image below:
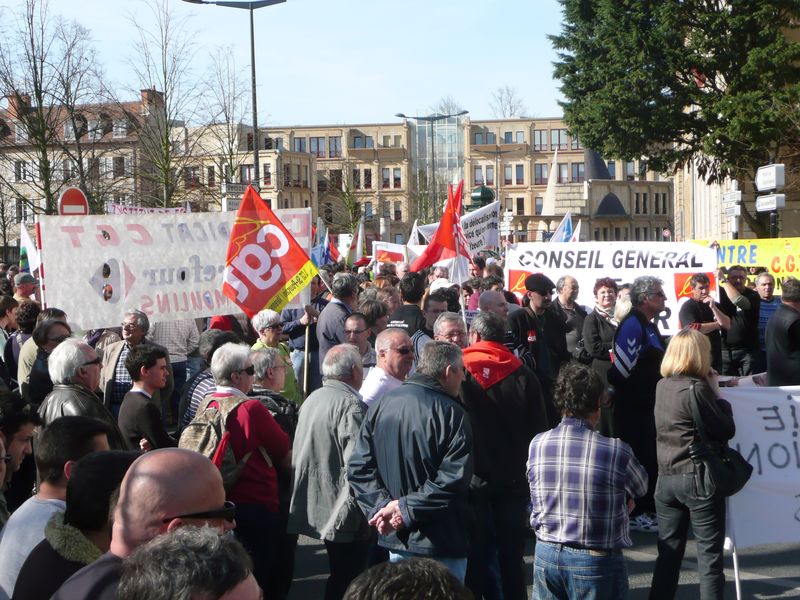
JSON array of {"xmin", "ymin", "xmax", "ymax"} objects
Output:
[
  {"xmin": 527, "ymin": 416, "xmax": 648, "ymax": 549},
  {"xmin": 146, "ymin": 319, "xmax": 200, "ymax": 363},
  {"xmin": 110, "ymin": 344, "xmax": 133, "ymax": 407}
]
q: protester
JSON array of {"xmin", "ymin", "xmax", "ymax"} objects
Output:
[
  {"xmin": 678, "ymin": 273, "xmax": 730, "ymax": 373},
  {"xmin": 26, "ymin": 319, "xmax": 72, "ymax": 406},
  {"xmin": 358, "ymin": 299, "xmax": 389, "ymax": 341},
  {"xmin": 376, "ymin": 287, "xmax": 401, "ymax": 316},
  {"xmin": 0, "ymin": 416, "xmax": 111, "ymax": 599},
  {"xmin": 410, "ymin": 292, "xmax": 448, "ymax": 366},
  {"xmin": 318, "ymin": 273, "xmax": 360, "ymax": 368},
  {"xmin": 755, "ymin": 272, "xmax": 780, "ymax": 372},
  {"xmin": 650, "ymin": 329, "xmax": 736, "ymax": 599},
  {"xmin": 12, "ymin": 449, "xmax": 137, "ymax": 600},
  {"xmin": 528, "ymin": 362, "xmax": 648, "ymax": 599},
  {"xmin": 718, "ymin": 265, "xmax": 760, "ymax": 376},
  {"xmin": 18, "ymin": 308, "xmax": 68, "ymax": 404},
  {"xmin": 11, "ymin": 275, "xmax": 35, "ymax": 304},
  {"xmin": 1, "ymin": 300, "xmax": 39, "ymax": 390},
  {"xmin": 289, "ymin": 345, "xmax": 370, "ymax": 600},
  {"xmin": 608, "ymin": 276, "xmax": 666, "ymax": 533},
  {"xmin": 765, "ymin": 277, "xmax": 800, "ymax": 386},
  {"xmin": 251, "ymin": 309, "xmax": 302, "ymax": 404},
  {"xmin": 432, "ymin": 312, "xmax": 467, "ymax": 349},
  {"xmin": 344, "ymin": 313, "xmax": 376, "ymax": 375},
  {"xmin": 387, "ymin": 273, "xmax": 425, "ymax": 334},
  {"xmin": 552, "ymin": 275, "xmax": 587, "ymax": 354},
  {"xmin": 0, "ymin": 297, "xmax": 18, "ymax": 358},
  {"xmin": 359, "ymin": 329, "xmax": 413, "ymax": 407},
  {"xmin": 281, "ymin": 274, "xmax": 327, "ymax": 396},
  {"xmin": 348, "ymin": 341, "xmax": 472, "ymax": 581},
  {"xmin": 117, "ymin": 526, "xmax": 258, "ymax": 600},
  {"xmin": 146, "ymin": 318, "xmax": 199, "ymax": 424},
  {"xmin": 0, "ymin": 394, "xmax": 40, "ymax": 524}
]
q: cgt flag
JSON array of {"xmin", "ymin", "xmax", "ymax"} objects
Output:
[{"xmin": 222, "ymin": 186, "xmax": 318, "ymax": 316}]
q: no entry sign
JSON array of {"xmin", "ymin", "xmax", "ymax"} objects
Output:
[{"xmin": 58, "ymin": 187, "xmax": 89, "ymax": 216}]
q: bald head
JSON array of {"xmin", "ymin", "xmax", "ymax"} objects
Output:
[
  {"xmin": 478, "ymin": 290, "xmax": 509, "ymax": 319},
  {"xmin": 110, "ymin": 448, "xmax": 229, "ymax": 557},
  {"xmin": 375, "ymin": 328, "xmax": 413, "ymax": 380}
]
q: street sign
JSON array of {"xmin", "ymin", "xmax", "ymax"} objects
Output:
[
  {"xmin": 58, "ymin": 187, "xmax": 89, "ymax": 216},
  {"xmin": 721, "ymin": 191, "xmax": 741, "ymax": 205},
  {"xmin": 755, "ymin": 194, "xmax": 786, "ymax": 212},
  {"xmin": 755, "ymin": 164, "xmax": 785, "ymax": 192},
  {"xmin": 222, "ymin": 182, "xmax": 250, "ymax": 195},
  {"xmin": 724, "ymin": 205, "xmax": 741, "ymax": 217}
]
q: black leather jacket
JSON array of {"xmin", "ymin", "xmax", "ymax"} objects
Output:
[{"xmin": 38, "ymin": 384, "xmax": 126, "ymax": 449}]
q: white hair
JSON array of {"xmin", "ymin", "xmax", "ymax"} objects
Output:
[
  {"xmin": 48, "ymin": 338, "xmax": 90, "ymax": 385},
  {"xmin": 210, "ymin": 343, "xmax": 250, "ymax": 386},
  {"xmin": 321, "ymin": 344, "xmax": 361, "ymax": 380},
  {"xmin": 251, "ymin": 309, "xmax": 281, "ymax": 332}
]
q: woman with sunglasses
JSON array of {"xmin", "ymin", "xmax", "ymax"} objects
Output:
[
  {"xmin": 27, "ymin": 319, "xmax": 72, "ymax": 408},
  {"xmin": 251, "ymin": 309, "xmax": 302, "ymax": 404},
  {"xmin": 607, "ymin": 276, "xmax": 667, "ymax": 534}
]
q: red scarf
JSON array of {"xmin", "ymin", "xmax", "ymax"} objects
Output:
[{"xmin": 463, "ymin": 340, "xmax": 522, "ymax": 390}]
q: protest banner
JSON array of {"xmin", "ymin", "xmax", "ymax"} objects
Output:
[
  {"xmin": 505, "ymin": 241, "xmax": 718, "ymax": 335},
  {"xmin": 417, "ymin": 200, "xmax": 500, "ymax": 253},
  {"xmin": 725, "ymin": 385, "xmax": 800, "ymax": 549},
  {"xmin": 38, "ymin": 207, "xmax": 312, "ymax": 329},
  {"xmin": 372, "ymin": 241, "xmax": 407, "ymax": 263},
  {"xmin": 106, "ymin": 203, "xmax": 188, "ymax": 214},
  {"xmin": 694, "ymin": 237, "xmax": 800, "ymax": 292}
]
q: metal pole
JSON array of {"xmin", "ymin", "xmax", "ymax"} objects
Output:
[
  {"xmin": 250, "ymin": 6, "xmax": 260, "ymax": 190},
  {"xmin": 430, "ymin": 121, "xmax": 436, "ymax": 218}
]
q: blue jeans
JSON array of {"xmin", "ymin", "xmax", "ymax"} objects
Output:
[
  {"xmin": 533, "ymin": 540, "xmax": 628, "ymax": 599},
  {"xmin": 649, "ymin": 473, "xmax": 726, "ymax": 600},
  {"xmin": 389, "ymin": 550, "xmax": 467, "ymax": 583}
]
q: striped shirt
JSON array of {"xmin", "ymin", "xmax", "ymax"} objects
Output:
[{"xmin": 527, "ymin": 417, "xmax": 648, "ymax": 549}]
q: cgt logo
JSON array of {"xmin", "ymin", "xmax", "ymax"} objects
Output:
[{"xmin": 673, "ymin": 272, "xmax": 716, "ymax": 300}]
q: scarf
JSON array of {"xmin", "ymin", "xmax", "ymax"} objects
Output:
[{"xmin": 463, "ymin": 340, "xmax": 522, "ymax": 390}]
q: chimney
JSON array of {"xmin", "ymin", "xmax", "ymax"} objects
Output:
[
  {"xmin": 6, "ymin": 93, "xmax": 31, "ymax": 119},
  {"xmin": 140, "ymin": 88, "xmax": 164, "ymax": 107}
]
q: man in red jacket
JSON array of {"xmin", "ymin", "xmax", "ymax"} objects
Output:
[{"xmin": 460, "ymin": 312, "xmax": 549, "ymax": 600}]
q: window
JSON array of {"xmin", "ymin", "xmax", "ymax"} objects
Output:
[
  {"xmin": 534, "ymin": 164, "xmax": 548, "ymax": 185},
  {"xmin": 14, "ymin": 160, "xmax": 28, "ymax": 182},
  {"xmin": 505, "ymin": 198, "xmax": 513, "ymax": 212},
  {"xmin": 330, "ymin": 169, "xmax": 343, "ymax": 190},
  {"xmin": 625, "ymin": 161, "xmax": 635, "ymax": 181},
  {"xmin": 275, "ymin": 137, "xmax": 283, "ymax": 150},
  {"xmin": 241, "ymin": 164, "xmax": 255, "ymax": 183},
  {"xmin": 533, "ymin": 130, "xmax": 547, "ymax": 151},
  {"xmin": 88, "ymin": 120, "xmax": 101, "ymax": 141},
  {"xmin": 571, "ymin": 135, "xmax": 582, "ymax": 150},
  {"xmin": 64, "ymin": 122, "xmax": 76, "ymax": 141},
  {"xmin": 284, "ymin": 199, "xmax": 290, "ymax": 209},
  {"xmin": 639, "ymin": 162, "xmax": 649, "ymax": 180},
  {"xmin": 310, "ymin": 137, "xmax": 326, "ymax": 158},
  {"xmin": 654, "ymin": 192, "xmax": 660, "ymax": 214},
  {"xmin": 14, "ymin": 122, "xmax": 27, "ymax": 143},
  {"xmin": 550, "ymin": 129, "xmax": 568, "ymax": 150},
  {"xmin": 352, "ymin": 168, "xmax": 361, "ymax": 189},
  {"xmin": 474, "ymin": 132, "xmax": 484, "ymax": 145},
  {"xmin": 246, "ymin": 133, "xmax": 254, "ymax": 151},
  {"xmin": 113, "ymin": 157, "xmax": 126, "ymax": 179},
  {"xmin": 503, "ymin": 131, "xmax": 513, "ymax": 144},
  {"xmin": 474, "ymin": 166, "xmax": 483, "ymax": 185},
  {"xmin": 516, "ymin": 131, "xmax": 524, "ymax": 144},
  {"xmin": 353, "ymin": 135, "xmax": 363, "ymax": 148},
  {"xmin": 642, "ymin": 193, "xmax": 649, "ymax": 213},
  {"xmin": 635, "ymin": 193, "xmax": 641, "ymax": 214},
  {"xmin": 292, "ymin": 137, "xmax": 306, "ymax": 152},
  {"xmin": 516, "ymin": 197, "xmax": 525, "ymax": 216},
  {"xmin": 263, "ymin": 164, "xmax": 271, "ymax": 186},
  {"xmin": 113, "ymin": 119, "xmax": 128, "ymax": 138},
  {"xmin": 16, "ymin": 199, "xmax": 31, "ymax": 224},
  {"xmin": 535, "ymin": 196, "xmax": 543, "ymax": 215},
  {"xmin": 486, "ymin": 165, "xmax": 494, "ymax": 186},
  {"xmin": 363, "ymin": 168, "xmax": 372, "ymax": 189},
  {"xmin": 382, "ymin": 168, "xmax": 390, "ymax": 189},
  {"xmin": 558, "ymin": 163, "xmax": 568, "ymax": 183},
  {"xmin": 207, "ymin": 166, "xmax": 215, "ymax": 188},
  {"xmin": 184, "ymin": 166, "xmax": 201, "ymax": 189},
  {"xmin": 365, "ymin": 136, "xmax": 374, "ymax": 148},
  {"xmin": 324, "ymin": 202, "xmax": 333, "ymax": 222},
  {"xmin": 394, "ymin": 135, "xmax": 401, "ymax": 147},
  {"xmin": 515, "ymin": 164, "xmax": 524, "ymax": 185},
  {"xmin": 302, "ymin": 165, "xmax": 309, "ymax": 188},
  {"xmin": 329, "ymin": 136, "xmax": 341, "ymax": 158},
  {"xmin": 364, "ymin": 201, "xmax": 373, "ymax": 220},
  {"xmin": 393, "ymin": 168, "xmax": 401, "ymax": 188},
  {"xmin": 486, "ymin": 132, "xmax": 496, "ymax": 144},
  {"xmin": 607, "ymin": 160, "xmax": 616, "ymax": 178},
  {"xmin": 571, "ymin": 162, "xmax": 585, "ymax": 183},
  {"xmin": 394, "ymin": 201, "xmax": 402, "ymax": 221},
  {"xmin": 661, "ymin": 193, "xmax": 668, "ymax": 214},
  {"xmin": 382, "ymin": 135, "xmax": 391, "ymax": 147},
  {"xmin": 504, "ymin": 165, "xmax": 512, "ymax": 185}
]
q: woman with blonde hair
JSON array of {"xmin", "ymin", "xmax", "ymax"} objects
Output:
[{"xmin": 649, "ymin": 328, "xmax": 736, "ymax": 600}]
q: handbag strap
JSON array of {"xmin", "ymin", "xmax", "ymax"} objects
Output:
[{"xmin": 687, "ymin": 382, "xmax": 710, "ymax": 443}]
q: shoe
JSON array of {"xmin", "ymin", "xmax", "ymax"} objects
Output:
[{"xmin": 629, "ymin": 513, "xmax": 659, "ymax": 533}]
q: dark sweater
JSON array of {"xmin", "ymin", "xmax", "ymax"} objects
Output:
[{"xmin": 118, "ymin": 390, "xmax": 176, "ymax": 450}]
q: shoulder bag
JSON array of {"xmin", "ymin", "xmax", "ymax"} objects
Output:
[{"xmin": 687, "ymin": 382, "xmax": 753, "ymax": 500}]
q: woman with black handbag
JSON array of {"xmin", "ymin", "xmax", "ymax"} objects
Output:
[{"xmin": 649, "ymin": 329, "xmax": 736, "ymax": 599}]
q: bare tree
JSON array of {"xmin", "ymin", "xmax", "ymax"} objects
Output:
[
  {"xmin": 0, "ymin": 181, "xmax": 18, "ymax": 261},
  {"xmin": 126, "ymin": 0, "xmax": 205, "ymax": 207},
  {"xmin": 431, "ymin": 95, "xmax": 464, "ymax": 116},
  {"xmin": 489, "ymin": 84, "xmax": 527, "ymax": 119},
  {"xmin": 319, "ymin": 169, "xmax": 361, "ymax": 236}
]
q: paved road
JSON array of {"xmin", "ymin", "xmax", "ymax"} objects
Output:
[{"xmin": 289, "ymin": 532, "xmax": 800, "ymax": 598}]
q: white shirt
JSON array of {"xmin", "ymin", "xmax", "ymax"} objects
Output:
[{"xmin": 359, "ymin": 366, "xmax": 403, "ymax": 406}]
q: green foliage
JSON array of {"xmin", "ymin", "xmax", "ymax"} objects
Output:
[{"xmin": 551, "ymin": 0, "xmax": 800, "ymax": 184}]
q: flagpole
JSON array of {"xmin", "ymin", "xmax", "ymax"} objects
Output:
[{"xmin": 303, "ymin": 324, "xmax": 310, "ymax": 397}]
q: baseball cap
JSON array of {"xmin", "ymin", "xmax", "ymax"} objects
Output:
[
  {"xmin": 13, "ymin": 273, "xmax": 36, "ymax": 286},
  {"xmin": 429, "ymin": 278, "xmax": 454, "ymax": 293},
  {"xmin": 524, "ymin": 273, "xmax": 555, "ymax": 294}
]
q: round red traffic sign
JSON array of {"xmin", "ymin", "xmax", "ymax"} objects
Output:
[{"xmin": 58, "ymin": 187, "xmax": 89, "ymax": 216}]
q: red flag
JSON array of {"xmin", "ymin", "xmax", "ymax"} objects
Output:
[
  {"xmin": 328, "ymin": 237, "xmax": 341, "ymax": 262},
  {"xmin": 411, "ymin": 181, "xmax": 471, "ymax": 272},
  {"xmin": 222, "ymin": 186, "xmax": 318, "ymax": 316}
]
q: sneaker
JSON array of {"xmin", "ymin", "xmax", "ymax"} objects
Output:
[{"xmin": 629, "ymin": 513, "xmax": 659, "ymax": 533}]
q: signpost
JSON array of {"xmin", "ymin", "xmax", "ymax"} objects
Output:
[
  {"xmin": 57, "ymin": 187, "xmax": 89, "ymax": 216},
  {"xmin": 755, "ymin": 164, "xmax": 785, "ymax": 192},
  {"xmin": 754, "ymin": 164, "xmax": 785, "ymax": 238},
  {"xmin": 755, "ymin": 194, "xmax": 786, "ymax": 213},
  {"xmin": 722, "ymin": 190, "xmax": 742, "ymax": 205}
]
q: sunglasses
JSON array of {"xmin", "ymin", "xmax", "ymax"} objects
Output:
[
  {"xmin": 237, "ymin": 365, "xmax": 256, "ymax": 376},
  {"xmin": 393, "ymin": 346, "xmax": 412, "ymax": 355},
  {"xmin": 162, "ymin": 500, "xmax": 236, "ymax": 523},
  {"xmin": 82, "ymin": 357, "xmax": 102, "ymax": 367}
]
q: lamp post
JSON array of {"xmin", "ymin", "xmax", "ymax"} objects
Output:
[
  {"xmin": 395, "ymin": 110, "xmax": 468, "ymax": 219},
  {"xmin": 183, "ymin": 0, "xmax": 286, "ymax": 191}
]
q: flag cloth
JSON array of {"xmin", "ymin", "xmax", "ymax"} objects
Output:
[
  {"xmin": 409, "ymin": 219, "xmax": 421, "ymax": 244},
  {"xmin": 346, "ymin": 219, "xmax": 366, "ymax": 265},
  {"xmin": 411, "ymin": 181, "xmax": 470, "ymax": 272},
  {"xmin": 19, "ymin": 226, "xmax": 40, "ymax": 274},
  {"xmin": 328, "ymin": 235, "xmax": 341, "ymax": 262},
  {"xmin": 570, "ymin": 219, "xmax": 582, "ymax": 242},
  {"xmin": 222, "ymin": 185, "xmax": 317, "ymax": 316},
  {"xmin": 549, "ymin": 210, "xmax": 573, "ymax": 243}
]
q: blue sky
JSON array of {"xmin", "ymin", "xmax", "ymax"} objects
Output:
[{"xmin": 4, "ymin": 0, "xmax": 566, "ymax": 126}]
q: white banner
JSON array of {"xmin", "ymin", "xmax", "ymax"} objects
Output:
[
  {"xmin": 105, "ymin": 203, "xmax": 189, "ymax": 214},
  {"xmin": 726, "ymin": 385, "xmax": 800, "ymax": 549},
  {"xmin": 418, "ymin": 201, "xmax": 500, "ymax": 253},
  {"xmin": 38, "ymin": 209, "xmax": 312, "ymax": 329},
  {"xmin": 504, "ymin": 242, "xmax": 718, "ymax": 335}
]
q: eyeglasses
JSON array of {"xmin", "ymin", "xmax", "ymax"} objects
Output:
[
  {"xmin": 344, "ymin": 329, "xmax": 366, "ymax": 335},
  {"xmin": 82, "ymin": 357, "xmax": 102, "ymax": 366},
  {"xmin": 392, "ymin": 346, "xmax": 412, "ymax": 355},
  {"xmin": 263, "ymin": 323, "xmax": 283, "ymax": 331},
  {"xmin": 47, "ymin": 334, "xmax": 70, "ymax": 343},
  {"xmin": 162, "ymin": 500, "xmax": 236, "ymax": 523},
  {"xmin": 237, "ymin": 365, "xmax": 256, "ymax": 376},
  {"xmin": 121, "ymin": 322, "xmax": 139, "ymax": 330}
]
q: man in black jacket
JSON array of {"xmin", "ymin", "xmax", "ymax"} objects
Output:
[
  {"xmin": 765, "ymin": 277, "xmax": 800, "ymax": 386},
  {"xmin": 348, "ymin": 341, "xmax": 472, "ymax": 582},
  {"xmin": 718, "ymin": 265, "xmax": 760, "ymax": 376}
]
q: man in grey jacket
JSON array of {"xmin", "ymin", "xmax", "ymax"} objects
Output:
[
  {"xmin": 288, "ymin": 344, "xmax": 369, "ymax": 600},
  {"xmin": 316, "ymin": 273, "xmax": 360, "ymax": 372}
]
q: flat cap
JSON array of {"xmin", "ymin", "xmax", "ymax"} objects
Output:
[{"xmin": 524, "ymin": 273, "xmax": 555, "ymax": 293}]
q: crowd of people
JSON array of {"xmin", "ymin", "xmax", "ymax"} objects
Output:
[{"xmin": 0, "ymin": 255, "xmax": 794, "ymax": 599}]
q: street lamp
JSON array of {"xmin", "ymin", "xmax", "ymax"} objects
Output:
[
  {"xmin": 183, "ymin": 0, "xmax": 286, "ymax": 191},
  {"xmin": 396, "ymin": 110, "xmax": 468, "ymax": 218}
]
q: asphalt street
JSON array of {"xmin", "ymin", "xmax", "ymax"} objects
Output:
[{"xmin": 288, "ymin": 532, "xmax": 800, "ymax": 599}]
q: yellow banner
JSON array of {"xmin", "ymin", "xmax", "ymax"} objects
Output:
[{"xmin": 694, "ymin": 238, "xmax": 800, "ymax": 292}]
